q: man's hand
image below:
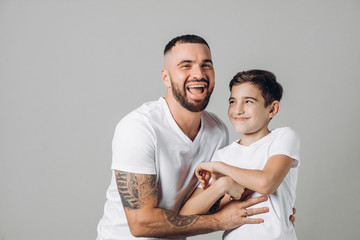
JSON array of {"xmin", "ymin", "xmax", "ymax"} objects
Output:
[
  {"xmin": 115, "ymin": 170, "xmax": 270, "ymax": 238},
  {"xmin": 290, "ymin": 207, "xmax": 296, "ymax": 226},
  {"xmin": 215, "ymin": 195, "xmax": 269, "ymax": 230}
]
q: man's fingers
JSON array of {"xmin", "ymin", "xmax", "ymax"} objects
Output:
[
  {"xmin": 240, "ymin": 195, "xmax": 268, "ymax": 209},
  {"xmin": 290, "ymin": 207, "xmax": 296, "ymax": 226},
  {"xmin": 289, "ymin": 215, "xmax": 295, "ymax": 226},
  {"xmin": 242, "ymin": 217, "xmax": 264, "ymax": 224},
  {"xmin": 242, "ymin": 206, "xmax": 268, "ymax": 217}
]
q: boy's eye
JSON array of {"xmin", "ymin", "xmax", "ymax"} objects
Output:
[
  {"xmin": 229, "ymin": 100, "xmax": 235, "ymax": 104},
  {"xmin": 245, "ymin": 100, "xmax": 253, "ymax": 104}
]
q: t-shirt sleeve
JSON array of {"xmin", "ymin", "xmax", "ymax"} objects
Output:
[
  {"xmin": 210, "ymin": 149, "xmax": 224, "ymax": 163},
  {"xmin": 111, "ymin": 113, "xmax": 156, "ymax": 174},
  {"xmin": 269, "ymin": 127, "xmax": 301, "ymax": 168}
]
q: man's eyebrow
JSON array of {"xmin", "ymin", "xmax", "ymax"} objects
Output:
[
  {"xmin": 177, "ymin": 60, "xmax": 193, "ymax": 66},
  {"xmin": 176, "ymin": 59, "xmax": 213, "ymax": 66}
]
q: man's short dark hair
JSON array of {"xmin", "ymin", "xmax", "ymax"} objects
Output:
[
  {"xmin": 229, "ymin": 70, "xmax": 283, "ymax": 106},
  {"xmin": 164, "ymin": 34, "xmax": 210, "ymax": 55}
]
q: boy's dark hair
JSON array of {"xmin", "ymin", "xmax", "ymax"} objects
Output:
[
  {"xmin": 229, "ymin": 70, "xmax": 283, "ymax": 106},
  {"xmin": 164, "ymin": 34, "xmax": 210, "ymax": 55}
]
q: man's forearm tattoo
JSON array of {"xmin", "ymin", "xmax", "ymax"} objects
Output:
[
  {"xmin": 165, "ymin": 210, "xmax": 200, "ymax": 227},
  {"xmin": 116, "ymin": 170, "xmax": 199, "ymax": 228},
  {"xmin": 115, "ymin": 171, "xmax": 158, "ymax": 210},
  {"xmin": 208, "ymin": 195, "xmax": 224, "ymax": 214}
]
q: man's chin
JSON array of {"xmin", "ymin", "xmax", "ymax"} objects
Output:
[{"xmin": 183, "ymin": 99, "xmax": 209, "ymax": 112}]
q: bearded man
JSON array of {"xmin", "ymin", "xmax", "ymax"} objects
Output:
[{"xmin": 96, "ymin": 34, "xmax": 269, "ymax": 240}]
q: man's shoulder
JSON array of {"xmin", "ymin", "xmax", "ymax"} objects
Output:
[
  {"xmin": 202, "ymin": 111, "xmax": 229, "ymax": 145},
  {"xmin": 119, "ymin": 98, "xmax": 164, "ymax": 125},
  {"xmin": 202, "ymin": 111, "xmax": 226, "ymax": 128}
]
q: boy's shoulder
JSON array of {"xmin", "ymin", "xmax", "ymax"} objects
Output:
[
  {"xmin": 271, "ymin": 127, "xmax": 297, "ymax": 135},
  {"xmin": 270, "ymin": 127, "xmax": 301, "ymax": 149},
  {"xmin": 271, "ymin": 127, "xmax": 298, "ymax": 137}
]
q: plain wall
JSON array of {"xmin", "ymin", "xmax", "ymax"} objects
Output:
[{"xmin": 1, "ymin": 0, "xmax": 359, "ymax": 239}]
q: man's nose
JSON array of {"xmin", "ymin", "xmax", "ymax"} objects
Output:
[{"xmin": 191, "ymin": 65, "xmax": 206, "ymax": 80}]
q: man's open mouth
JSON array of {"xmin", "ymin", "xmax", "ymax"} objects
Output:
[{"xmin": 187, "ymin": 84, "xmax": 207, "ymax": 95}]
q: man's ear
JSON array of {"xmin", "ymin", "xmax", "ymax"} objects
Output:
[
  {"xmin": 268, "ymin": 101, "xmax": 280, "ymax": 118},
  {"xmin": 161, "ymin": 68, "xmax": 171, "ymax": 88}
]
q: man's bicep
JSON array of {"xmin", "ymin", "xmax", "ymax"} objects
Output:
[{"xmin": 115, "ymin": 170, "xmax": 158, "ymax": 210}]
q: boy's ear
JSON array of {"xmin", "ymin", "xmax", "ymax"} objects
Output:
[
  {"xmin": 161, "ymin": 68, "xmax": 171, "ymax": 88},
  {"xmin": 268, "ymin": 101, "xmax": 280, "ymax": 118}
]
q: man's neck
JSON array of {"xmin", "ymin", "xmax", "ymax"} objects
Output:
[{"xmin": 164, "ymin": 96, "xmax": 202, "ymax": 141}]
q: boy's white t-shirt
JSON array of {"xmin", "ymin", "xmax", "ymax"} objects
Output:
[
  {"xmin": 211, "ymin": 127, "xmax": 300, "ymax": 240},
  {"xmin": 97, "ymin": 97, "xmax": 228, "ymax": 240}
]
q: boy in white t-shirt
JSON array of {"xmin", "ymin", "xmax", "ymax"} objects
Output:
[{"xmin": 180, "ymin": 70, "xmax": 300, "ymax": 239}]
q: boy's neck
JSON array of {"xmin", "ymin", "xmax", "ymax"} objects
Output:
[{"xmin": 238, "ymin": 128, "xmax": 270, "ymax": 146}]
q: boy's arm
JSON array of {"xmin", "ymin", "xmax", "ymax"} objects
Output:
[
  {"xmin": 196, "ymin": 154, "xmax": 294, "ymax": 195},
  {"xmin": 179, "ymin": 176, "xmax": 245, "ymax": 216},
  {"xmin": 116, "ymin": 170, "xmax": 269, "ymax": 238}
]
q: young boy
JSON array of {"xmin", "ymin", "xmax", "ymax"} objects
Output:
[{"xmin": 180, "ymin": 70, "xmax": 300, "ymax": 240}]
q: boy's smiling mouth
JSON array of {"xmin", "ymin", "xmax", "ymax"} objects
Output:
[{"xmin": 234, "ymin": 117, "xmax": 250, "ymax": 121}]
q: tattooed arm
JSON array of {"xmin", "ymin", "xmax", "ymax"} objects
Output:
[{"xmin": 115, "ymin": 170, "xmax": 269, "ymax": 238}]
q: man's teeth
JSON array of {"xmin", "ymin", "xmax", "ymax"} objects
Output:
[{"xmin": 188, "ymin": 85, "xmax": 206, "ymax": 88}]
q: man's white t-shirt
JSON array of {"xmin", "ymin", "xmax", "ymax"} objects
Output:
[
  {"xmin": 212, "ymin": 127, "xmax": 300, "ymax": 240},
  {"xmin": 97, "ymin": 97, "xmax": 228, "ymax": 240}
]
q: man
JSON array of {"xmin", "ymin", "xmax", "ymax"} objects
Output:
[{"xmin": 97, "ymin": 35, "xmax": 269, "ymax": 240}]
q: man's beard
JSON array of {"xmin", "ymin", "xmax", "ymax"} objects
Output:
[{"xmin": 170, "ymin": 78, "xmax": 214, "ymax": 113}]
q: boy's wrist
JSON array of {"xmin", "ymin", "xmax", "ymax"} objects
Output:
[{"xmin": 213, "ymin": 177, "xmax": 229, "ymax": 195}]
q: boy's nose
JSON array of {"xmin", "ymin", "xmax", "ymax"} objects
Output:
[{"xmin": 235, "ymin": 104, "xmax": 245, "ymax": 115}]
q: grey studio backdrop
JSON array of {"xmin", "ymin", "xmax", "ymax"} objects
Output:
[{"xmin": 1, "ymin": 0, "xmax": 359, "ymax": 239}]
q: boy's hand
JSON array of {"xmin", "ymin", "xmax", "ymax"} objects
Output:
[
  {"xmin": 196, "ymin": 161, "xmax": 230, "ymax": 190},
  {"xmin": 195, "ymin": 162, "xmax": 211, "ymax": 188},
  {"xmin": 197, "ymin": 169, "xmax": 211, "ymax": 189},
  {"xmin": 196, "ymin": 162, "xmax": 223, "ymax": 188},
  {"xmin": 240, "ymin": 188, "xmax": 255, "ymax": 201}
]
